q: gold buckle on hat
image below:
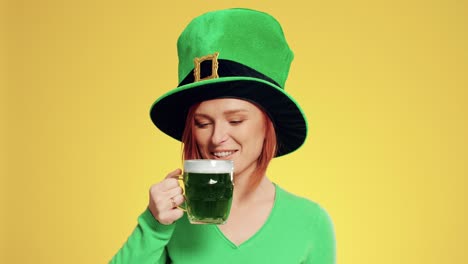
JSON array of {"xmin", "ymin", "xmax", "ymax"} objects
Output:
[{"xmin": 193, "ymin": 52, "xmax": 219, "ymax": 82}]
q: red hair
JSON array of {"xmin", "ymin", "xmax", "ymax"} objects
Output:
[{"xmin": 181, "ymin": 102, "xmax": 277, "ymax": 191}]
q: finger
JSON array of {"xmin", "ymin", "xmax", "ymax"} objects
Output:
[
  {"xmin": 166, "ymin": 194, "xmax": 185, "ymax": 210},
  {"xmin": 149, "ymin": 183, "xmax": 182, "ymax": 208},
  {"xmin": 155, "ymin": 169, "xmax": 182, "ymax": 190},
  {"xmin": 158, "ymin": 209, "xmax": 184, "ymax": 225},
  {"xmin": 163, "ymin": 193, "xmax": 185, "ymax": 211},
  {"xmin": 165, "ymin": 186, "xmax": 183, "ymax": 198},
  {"xmin": 157, "ymin": 178, "xmax": 180, "ymax": 191},
  {"xmin": 172, "ymin": 194, "xmax": 185, "ymax": 207},
  {"xmin": 165, "ymin": 168, "xmax": 182, "ymax": 179},
  {"xmin": 169, "ymin": 208, "xmax": 184, "ymax": 220},
  {"xmin": 150, "ymin": 196, "xmax": 177, "ymax": 216}
]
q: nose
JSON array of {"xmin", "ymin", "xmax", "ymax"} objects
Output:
[{"xmin": 211, "ymin": 122, "xmax": 229, "ymax": 145}]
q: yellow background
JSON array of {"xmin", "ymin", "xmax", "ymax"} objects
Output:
[{"xmin": 2, "ymin": 0, "xmax": 467, "ymax": 263}]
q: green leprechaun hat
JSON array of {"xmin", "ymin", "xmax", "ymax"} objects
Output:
[{"xmin": 150, "ymin": 8, "xmax": 307, "ymax": 157}]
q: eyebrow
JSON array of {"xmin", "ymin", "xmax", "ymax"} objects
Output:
[
  {"xmin": 194, "ymin": 109, "xmax": 249, "ymax": 118},
  {"xmin": 223, "ymin": 109, "xmax": 249, "ymax": 115}
]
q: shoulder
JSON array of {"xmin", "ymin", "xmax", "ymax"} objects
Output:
[
  {"xmin": 275, "ymin": 185, "xmax": 334, "ymax": 229},
  {"xmin": 271, "ymin": 185, "xmax": 336, "ymax": 257}
]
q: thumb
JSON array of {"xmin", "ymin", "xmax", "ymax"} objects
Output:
[{"xmin": 165, "ymin": 168, "xmax": 182, "ymax": 179}]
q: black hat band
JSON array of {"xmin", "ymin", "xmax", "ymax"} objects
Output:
[{"xmin": 178, "ymin": 59, "xmax": 281, "ymax": 88}]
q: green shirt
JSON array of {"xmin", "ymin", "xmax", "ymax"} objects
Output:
[{"xmin": 110, "ymin": 184, "xmax": 335, "ymax": 263}]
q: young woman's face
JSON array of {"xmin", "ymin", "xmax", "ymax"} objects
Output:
[{"xmin": 193, "ymin": 98, "xmax": 266, "ymax": 177}]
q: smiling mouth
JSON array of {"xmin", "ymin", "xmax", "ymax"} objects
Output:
[{"xmin": 212, "ymin": 150, "xmax": 237, "ymax": 158}]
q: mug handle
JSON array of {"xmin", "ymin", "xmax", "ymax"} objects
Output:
[{"xmin": 175, "ymin": 174, "xmax": 187, "ymax": 211}]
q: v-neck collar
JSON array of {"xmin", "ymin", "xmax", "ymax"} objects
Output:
[{"xmin": 211, "ymin": 183, "xmax": 281, "ymax": 249}]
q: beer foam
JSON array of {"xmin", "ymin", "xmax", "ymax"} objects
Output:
[{"xmin": 184, "ymin": 159, "xmax": 233, "ymax": 173}]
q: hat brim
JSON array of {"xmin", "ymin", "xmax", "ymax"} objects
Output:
[{"xmin": 149, "ymin": 77, "xmax": 307, "ymax": 157}]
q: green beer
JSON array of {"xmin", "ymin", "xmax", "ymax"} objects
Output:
[{"xmin": 184, "ymin": 172, "xmax": 234, "ymax": 224}]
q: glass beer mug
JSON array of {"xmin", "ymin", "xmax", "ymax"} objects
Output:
[{"xmin": 178, "ymin": 159, "xmax": 234, "ymax": 224}]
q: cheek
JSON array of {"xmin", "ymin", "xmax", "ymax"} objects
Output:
[
  {"xmin": 193, "ymin": 130, "xmax": 210, "ymax": 156},
  {"xmin": 245, "ymin": 127, "xmax": 266, "ymax": 153},
  {"xmin": 193, "ymin": 129, "xmax": 207, "ymax": 145},
  {"xmin": 251, "ymin": 136, "xmax": 265, "ymax": 154}
]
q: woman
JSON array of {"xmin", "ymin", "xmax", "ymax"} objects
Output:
[{"xmin": 111, "ymin": 8, "xmax": 335, "ymax": 263}]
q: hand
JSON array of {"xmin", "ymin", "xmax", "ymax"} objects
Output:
[{"xmin": 148, "ymin": 168, "xmax": 185, "ymax": 225}]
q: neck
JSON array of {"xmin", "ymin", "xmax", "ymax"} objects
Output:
[{"xmin": 232, "ymin": 170, "xmax": 273, "ymax": 205}]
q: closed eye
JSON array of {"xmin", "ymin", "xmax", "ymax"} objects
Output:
[
  {"xmin": 195, "ymin": 120, "xmax": 212, "ymax": 128},
  {"xmin": 229, "ymin": 120, "xmax": 244, "ymax": 125}
]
